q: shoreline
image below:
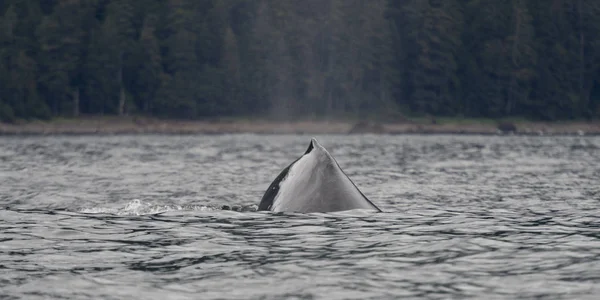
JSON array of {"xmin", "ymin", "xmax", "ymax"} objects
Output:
[{"xmin": 1, "ymin": 116, "xmax": 599, "ymax": 136}]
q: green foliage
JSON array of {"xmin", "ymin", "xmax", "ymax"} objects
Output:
[{"xmin": 0, "ymin": 0, "xmax": 599, "ymax": 122}]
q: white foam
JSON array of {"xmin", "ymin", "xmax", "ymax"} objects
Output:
[
  {"xmin": 77, "ymin": 199, "xmax": 257, "ymax": 216},
  {"xmin": 77, "ymin": 199, "xmax": 211, "ymax": 216}
]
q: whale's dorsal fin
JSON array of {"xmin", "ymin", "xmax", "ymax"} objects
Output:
[
  {"xmin": 259, "ymin": 138, "xmax": 381, "ymax": 213},
  {"xmin": 304, "ymin": 138, "xmax": 316, "ymax": 155}
]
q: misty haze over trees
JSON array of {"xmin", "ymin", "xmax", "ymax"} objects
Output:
[{"xmin": 1, "ymin": 0, "xmax": 600, "ymax": 123}]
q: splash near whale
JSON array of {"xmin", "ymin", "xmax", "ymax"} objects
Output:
[{"xmin": 258, "ymin": 138, "xmax": 381, "ymax": 213}]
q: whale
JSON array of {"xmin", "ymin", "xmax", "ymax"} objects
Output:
[{"xmin": 258, "ymin": 138, "xmax": 382, "ymax": 213}]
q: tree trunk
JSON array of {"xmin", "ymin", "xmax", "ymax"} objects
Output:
[
  {"xmin": 72, "ymin": 87, "xmax": 79, "ymax": 117},
  {"xmin": 119, "ymin": 85, "xmax": 126, "ymax": 116},
  {"xmin": 379, "ymin": 68, "xmax": 386, "ymax": 112},
  {"xmin": 117, "ymin": 52, "xmax": 125, "ymax": 116}
]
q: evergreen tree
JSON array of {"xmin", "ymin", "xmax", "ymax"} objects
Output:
[
  {"xmin": 0, "ymin": 0, "xmax": 599, "ymax": 122},
  {"xmin": 37, "ymin": 0, "xmax": 97, "ymax": 117},
  {"xmin": 410, "ymin": 0, "xmax": 463, "ymax": 116},
  {"xmin": 1, "ymin": 2, "xmax": 50, "ymax": 120}
]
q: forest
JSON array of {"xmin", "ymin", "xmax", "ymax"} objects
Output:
[{"xmin": 1, "ymin": 0, "xmax": 600, "ymax": 123}]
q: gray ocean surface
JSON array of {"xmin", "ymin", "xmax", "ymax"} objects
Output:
[{"xmin": 1, "ymin": 134, "xmax": 599, "ymax": 300}]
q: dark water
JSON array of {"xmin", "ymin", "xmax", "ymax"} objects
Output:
[{"xmin": 1, "ymin": 134, "xmax": 600, "ymax": 299}]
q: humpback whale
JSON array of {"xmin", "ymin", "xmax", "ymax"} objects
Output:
[{"xmin": 258, "ymin": 138, "xmax": 381, "ymax": 213}]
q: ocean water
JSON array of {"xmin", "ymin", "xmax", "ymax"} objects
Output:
[{"xmin": 1, "ymin": 134, "xmax": 599, "ymax": 299}]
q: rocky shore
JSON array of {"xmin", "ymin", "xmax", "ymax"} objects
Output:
[{"xmin": 1, "ymin": 116, "xmax": 599, "ymax": 136}]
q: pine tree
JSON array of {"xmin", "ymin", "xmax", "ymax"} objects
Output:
[
  {"xmin": 37, "ymin": 0, "xmax": 96, "ymax": 117},
  {"xmin": 409, "ymin": 0, "xmax": 464, "ymax": 116},
  {"xmin": 133, "ymin": 13, "xmax": 163, "ymax": 113},
  {"xmin": 1, "ymin": 2, "xmax": 50, "ymax": 120}
]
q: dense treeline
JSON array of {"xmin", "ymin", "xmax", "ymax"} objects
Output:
[{"xmin": 1, "ymin": 0, "xmax": 600, "ymax": 122}]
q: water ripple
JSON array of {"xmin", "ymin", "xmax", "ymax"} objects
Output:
[{"xmin": 1, "ymin": 135, "xmax": 600, "ymax": 299}]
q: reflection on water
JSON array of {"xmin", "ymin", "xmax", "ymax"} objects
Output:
[{"xmin": 1, "ymin": 134, "xmax": 599, "ymax": 299}]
